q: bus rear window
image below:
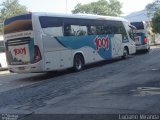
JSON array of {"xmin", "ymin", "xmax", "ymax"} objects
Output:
[
  {"xmin": 131, "ymin": 22, "xmax": 144, "ymax": 30},
  {"xmin": 4, "ymin": 14, "xmax": 32, "ymax": 34}
]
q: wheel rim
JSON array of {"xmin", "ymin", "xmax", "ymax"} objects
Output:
[
  {"xmin": 75, "ymin": 58, "xmax": 82, "ymax": 70},
  {"xmin": 124, "ymin": 49, "xmax": 128, "ymax": 57}
]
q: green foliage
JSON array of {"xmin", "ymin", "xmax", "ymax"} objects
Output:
[
  {"xmin": 72, "ymin": 0, "xmax": 122, "ymax": 16},
  {"xmin": 145, "ymin": 0, "xmax": 160, "ymax": 16},
  {"xmin": 152, "ymin": 8, "xmax": 160, "ymax": 33},
  {"xmin": 0, "ymin": 0, "xmax": 28, "ymax": 20},
  {"xmin": 0, "ymin": 0, "xmax": 28, "ymax": 34}
]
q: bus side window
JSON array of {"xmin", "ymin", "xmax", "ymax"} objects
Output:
[
  {"xmin": 64, "ymin": 25, "xmax": 73, "ymax": 36},
  {"xmin": 39, "ymin": 16, "xmax": 63, "ymax": 36},
  {"xmin": 71, "ymin": 25, "xmax": 87, "ymax": 36},
  {"xmin": 87, "ymin": 26, "xmax": 96, "ymax": 35},
  {"xmin": 128, "ymin": 25, "xmax": 137, "ymax": 40},
  {"xmin": 120, "ymin": 26, "xmax": 127, "ymax": 35},
  {"xmin": 128, "ymin": 29, "xmax": 135, "ymax": 40}
]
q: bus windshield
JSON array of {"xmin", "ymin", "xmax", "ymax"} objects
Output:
[{"xmin": 4, "ymin": 14, "xmax": 32, "ymax": 34}]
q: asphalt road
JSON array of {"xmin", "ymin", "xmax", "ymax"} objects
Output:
[{"xmin": 0, "ymin": 46, "xmax": 160, "ymax": 119}]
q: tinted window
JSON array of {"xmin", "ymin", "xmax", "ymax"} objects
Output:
[
  {"xmin": 88, "ymin": 20, "xmax": 127, "ymax": 35},
  {"xmin": 39, "ymin": 16, "xmax": 63, "ymax": 36},
  {"xmin": 131, "ymin": 22, "xmax": 144, "ymax": 29},
  {"xmin": 39, "ymin": 16, "xmax": 127, "ymax": 36},
  {"xmin": 63, "ymin": 18, "xmax": 91, "ymax": 26},
  {"xmin": 39, "ymin": 16, "xmax": 63, "ymax": 28},
  {"xmin": 63, "ymin": 18, "xmax": 126, "ymax": 35},
  {"xmin": 63, "ymin": 18, "xmax": 88, "ymax": 36}
]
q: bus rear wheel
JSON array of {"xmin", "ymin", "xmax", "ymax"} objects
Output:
[
  {"xmin": 122, "ymin": 47, "xmax": 129, "ymax": 59},
  {"xmin": 73, "ymin": 54, "xmax": 84, "ymax": 72}
]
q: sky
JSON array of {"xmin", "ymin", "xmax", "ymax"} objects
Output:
[{"xmin": 1, "ymin": 0, "xmax": 154, "ymax": 15}]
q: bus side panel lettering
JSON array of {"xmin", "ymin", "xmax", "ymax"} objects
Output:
[{"xmin": 94, "ymin": 36, "xmax": 109, "ymax": 51}]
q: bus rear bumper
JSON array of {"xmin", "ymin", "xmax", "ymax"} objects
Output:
[
  {"xmin": 136, "ymin": 44, "xmax": 150, "ymax": 51},
  {"xmin": 8, "ymin": 61, "xmax": 44, "ymax": 73}
]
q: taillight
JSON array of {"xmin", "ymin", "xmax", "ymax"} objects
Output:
[
  {"xmin": 34, "ymin": 45, "xmax": 41, "ymax": 63},
  {"xmin": 144, "ymin": 37, "xmax": 147, "ymax": 44}
]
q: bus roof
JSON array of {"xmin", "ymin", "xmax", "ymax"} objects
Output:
[{"xmin": 32, "ymin": 12, "xmax": 129, "ymax": 22}]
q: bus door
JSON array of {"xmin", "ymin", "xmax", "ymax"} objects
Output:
[{"xmin": 111, "ymin": 34, "xmax": 123, "ymax": 57}]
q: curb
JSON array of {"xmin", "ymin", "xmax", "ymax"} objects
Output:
[{"xmin": 150, "ymin": 43, "xmax": 160, "ymax": 46}]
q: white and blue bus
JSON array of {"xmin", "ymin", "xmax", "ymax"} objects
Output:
[
  {"xmin": 131, "ymin": 21, "xmax": 150, "ymax": 52},
  {"xmin": 4, "ymin": 13, "xmax": 136, "ymax": 73}
]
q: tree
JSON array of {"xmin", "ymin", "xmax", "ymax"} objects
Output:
[
  {"xmin": 72, "ymin": 0, "xmax": 122, "ymax": 16},
  {"xmin": 152, "ymin": 8, "xmax": 160, "ymax": 33},
  {"xmin": 0, "ymin": 0, "xmax": 28, "ymax": 34},
  {"xmin": 145, "ymin": 0, "xmax": 160, "ymax": 16},
  {"xmin": 0, "ymin": 0, "xmax": 28, "ymax": 21}
]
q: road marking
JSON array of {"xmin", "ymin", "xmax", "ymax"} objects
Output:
[{"xmin": 151, "ymin": 68, "xmax": 159, "ymax": 71}]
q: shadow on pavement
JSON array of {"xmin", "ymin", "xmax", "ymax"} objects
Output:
[{"xmin": 14, "ymin": 57, "xmax": 126, "ymax": 82}]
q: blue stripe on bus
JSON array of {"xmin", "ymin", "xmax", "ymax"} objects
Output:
[
  {"xmin": 56, "ymin": 35, "xmax": 113, "ymax": 59},
  {"xmin": 55, "ymin": 37, "xmax": 68, "ymax": 48}
]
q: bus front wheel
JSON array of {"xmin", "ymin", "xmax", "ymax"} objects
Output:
[{"xmin": 73, "ymin": 54, "xmax": 84, "ymax": 72}]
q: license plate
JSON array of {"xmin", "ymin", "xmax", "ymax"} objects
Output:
[{"xmin": 18, "ymin": 67, "xmax": 25, "ymax": 70}]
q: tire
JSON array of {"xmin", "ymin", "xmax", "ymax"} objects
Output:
[
  {"xmin": 73, "ymin": 54, "xmax": 84, "ymax": 72},
  {"xmin": 144, "ymin": 49, "xmax": 149, "ymax": 53},
  {"xmin": 145, "ymin": 47, "xmax": 150, "ymax": 52},
  {"xmin": 122, "ymin": 47, "xmax": 129, "ymax": 59}
]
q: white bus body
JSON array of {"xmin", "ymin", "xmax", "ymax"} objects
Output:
[
  {"xmin": 4, "ymin": 13, "xmax": 136, "ymax": 73},
  {"xmin": 131, "ymin": 21, "xmax": 150, "ymax": 52}
]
